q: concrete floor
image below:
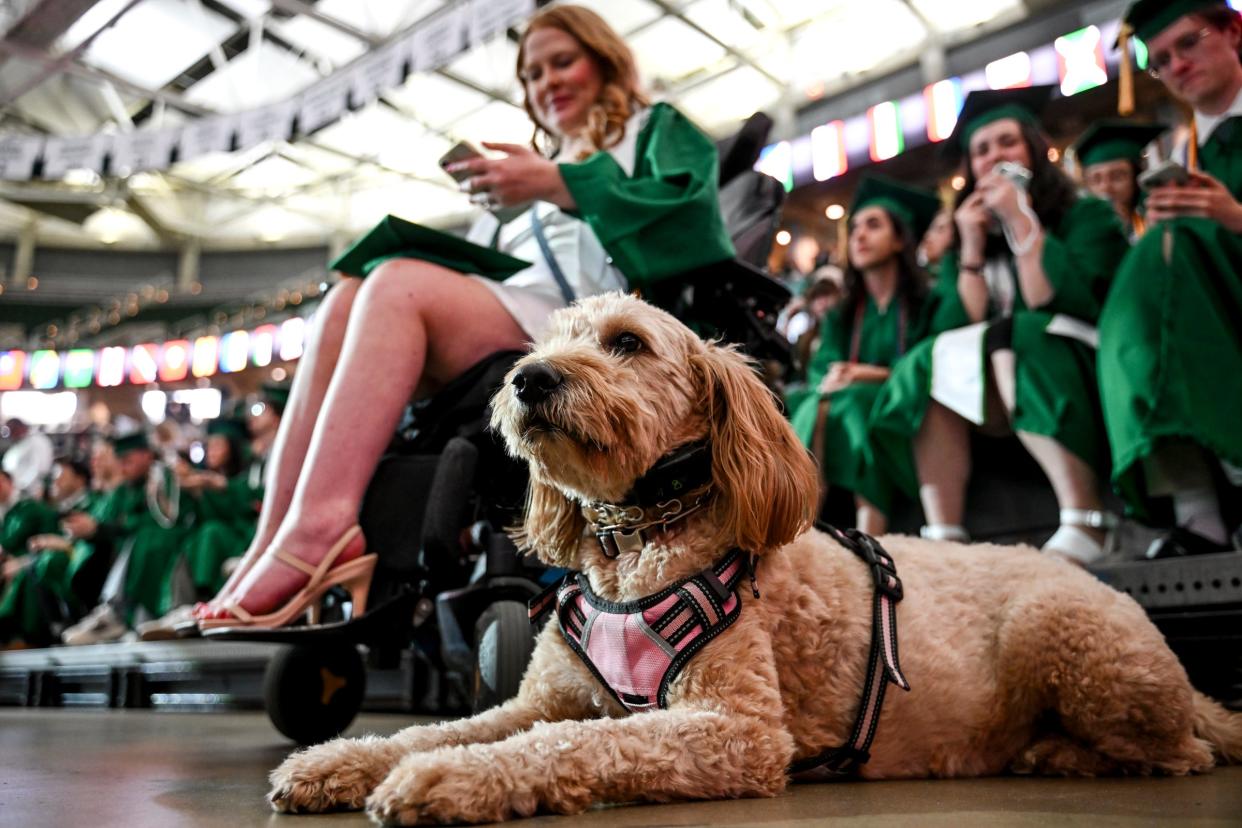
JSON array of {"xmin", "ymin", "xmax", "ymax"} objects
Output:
[{"xmin": 2, "ymin": 709, "xmax": 1241, "ymax": 827}]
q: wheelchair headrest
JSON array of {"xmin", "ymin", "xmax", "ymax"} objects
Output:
[{"xmin": 715, "ymin": 111, "xmax": 774, "ymax": 187}]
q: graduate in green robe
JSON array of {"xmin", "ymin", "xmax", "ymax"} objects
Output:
[
  {"xmin": 0, "ymin": 469, "xmax": 59, "ymax": 644},
  {"xmin": 66, "ymin": 433, "xmax": 190, "ymax": 631},
  {"xmin": 870, "ymin": 86, "xmax": 1130, "ymax": 565},
  {"xmin": 194, "ymin": 6, "xmax": 742, "ymax": 631},
  {"xmin": 180, "ymin": 419, "xmax": 255, "ymax": 598},
  {"xmin": 0, "ymin": 458, "xmax": 111, "ymax": 645},
  {"xmin": 787, "ymin": 176, "xmax": 939, "ymax": 533},
  {"xmin": 1098, "ymin": 0, "xmax": 1242, "ymax": 556},
  {"xmin": 1071, "ymin": 119, "xmax": 1169, "ymax": 241}
]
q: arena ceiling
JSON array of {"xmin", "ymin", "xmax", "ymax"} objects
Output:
[{"xmin": 0, "ymin": 0, "xmax": 1058, "ymax": 250}]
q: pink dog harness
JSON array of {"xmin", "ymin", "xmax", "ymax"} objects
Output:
[
  {"xmin": 530, "ymin": 548, "xmax": 749, "ymax": 712},
  {"xmin": 529, "ymin": 523, "xmax": 909, "ymax": 778}
]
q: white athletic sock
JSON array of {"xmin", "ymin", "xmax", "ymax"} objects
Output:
[{"xmin": 1173, "ymin": 487, "xmax": 1228, "ymax": 545}]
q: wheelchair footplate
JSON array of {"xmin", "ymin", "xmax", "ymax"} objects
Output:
[{"xmin": 200, "ymin": 586, "xmax": 421, "ymax": 645}]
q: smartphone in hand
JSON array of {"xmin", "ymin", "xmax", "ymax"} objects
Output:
[
  {"xmin": 438, "ymin": 141, "xmax": 484, "ymax": 183},
  {"xmin": 1138, "ymin": 159, "xmax": 1190, "ymax": 190}
]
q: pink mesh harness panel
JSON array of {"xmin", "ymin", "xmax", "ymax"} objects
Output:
[{"xmin": 529, "ymin": 549, "xmax": 747, "ymax": 712}]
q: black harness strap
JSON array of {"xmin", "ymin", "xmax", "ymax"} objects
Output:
[{"xmin": 790, "ymin": 522, "xmax": 910, "ymax": 780}]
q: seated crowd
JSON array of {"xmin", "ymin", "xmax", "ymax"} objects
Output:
[{"xmin": 0, "ymin": 0, "xmax": 1239, "ymax": 648}]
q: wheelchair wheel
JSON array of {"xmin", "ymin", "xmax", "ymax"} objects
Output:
[
  {"xmin": 472, "ymin": 601, "xmax": 534, "ymax": 712},
  {"xmin": 263, "ymin": 643, "xmax": 366, "ymax": 745}
]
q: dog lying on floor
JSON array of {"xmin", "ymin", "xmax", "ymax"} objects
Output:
[{"xmin": 269, "ymin": 292, "xmax": 1242, "ymax": 825}]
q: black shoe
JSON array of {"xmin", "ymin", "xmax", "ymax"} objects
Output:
[{"xmin": 1144, "ymin": 527, "xmax": 1231, "ymax": 560}]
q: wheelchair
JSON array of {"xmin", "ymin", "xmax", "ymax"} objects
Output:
[{"xmin": 207, "ymin": 112, "xmax": 794, "ymax": 745}]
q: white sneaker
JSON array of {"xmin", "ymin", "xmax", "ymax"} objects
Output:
[
  {"xmin": 61, "ymin": 604, "xmax": 128, "ymax": 646},
  {"xmin": 137, "ymin": 604, "xmax": 195, "ymax": 641}
]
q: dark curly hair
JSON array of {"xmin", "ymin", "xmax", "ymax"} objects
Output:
[
  {"xmin": 956, "ymin": 120, "xmax": 1079, "ymax": 257},
  {"xmin": 840, "ymin": 207, "xmax": 930, "ymax": 322}
]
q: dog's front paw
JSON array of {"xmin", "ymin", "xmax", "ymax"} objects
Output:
[
  {"xmin": 268, "ymin": 736, "xmax": 394, "ymax": 813},
  {"xmin": 365, "ymin": 750, "xmax": 543, "ymax": 826}
]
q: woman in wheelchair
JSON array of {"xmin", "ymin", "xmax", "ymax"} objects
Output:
[{"xmin": 194, "ymin": 5, "xmax": 735, "ymax": 630}]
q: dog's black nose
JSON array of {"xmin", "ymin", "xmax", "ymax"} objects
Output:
[{"xmin": 513, "ymin": 361, "xmax": 563, "ymax": 405}]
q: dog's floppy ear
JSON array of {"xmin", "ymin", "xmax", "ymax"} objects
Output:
[
  {"xmin": 516, "ymin": 472, "xmax": 586, "ymax": 568},
  {"xmin": 692, "ymin": 342, "xmax": 817, "ymax": 555}
]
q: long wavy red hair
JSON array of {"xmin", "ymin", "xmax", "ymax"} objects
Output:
[{"xmin": 517, "ymin": 5, "xmax": 651, "ymax": 159}]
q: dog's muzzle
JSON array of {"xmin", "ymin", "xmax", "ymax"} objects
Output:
[{"xmin": 512, "ymin": 360, "xmax": 563, "ymax": 406}]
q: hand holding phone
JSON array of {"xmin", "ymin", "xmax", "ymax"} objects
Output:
[
  {"xmin": 438, "ymin": 141, "xmax": 484, "ymax": 183},
  {"xmin": 1138, "ymin": 159, "xmax": 1190, "ymax": 190}
]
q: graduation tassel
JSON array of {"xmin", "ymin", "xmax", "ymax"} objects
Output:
[
  {"xmin": 1188, "ymin": 119, "xmax": 1199, "ymax": 171},
  {"xmin": 1118, "ymin": 23, "xmax": 1136, "ymax": 116}
]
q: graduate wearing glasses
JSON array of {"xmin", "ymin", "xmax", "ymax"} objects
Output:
[{"xmin": 1098, "ymin": 0, "xmax": 1242, "ymax": 557}]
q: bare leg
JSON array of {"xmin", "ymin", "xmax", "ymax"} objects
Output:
[
  {"xmin": 200, "ymin": 278, "xmax": 362, "ymax": 612},
  {"xmin": 212, "ymin": 261, "xmax": 529, "ymax": 618},
  {"xmin": 855, "ymin": 497, "xmax": 887, "ymax": 535},
  {"xmin": 914, "ymin": 401, "xmax": 971, "ymax": 528},
  {"xmin": 991, "ymin": 350, "xmax": 1106, "ymax": 547}
]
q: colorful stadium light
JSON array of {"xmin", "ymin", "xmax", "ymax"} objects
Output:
[
  {"xmin": 925, "ymin": 78, "xmax": 963, "ymax": 143},
  {"xmin": 868, "ymin": 101, "xmax": 903, "ymax": 162},
  {"xmin": 755, "ymin": 141, "xmax": 793, "ymax": 192},
  {"xmin": 159, "ymin": 340, "xmax": 191, "ymax": 382},
  {"xmin": 219, "ymin": 331, "xmax": 250, "ymax": 374},
  {"xmin": 0, "ymin": 351, "xmax": 26, "ymax": 391},
  {"xmin": 28, "ymin": 351, "xmax": 60, "ymax": 390},
  {"xmin": 1056, "ymin": 26, "xmax": 1108, "ymax": 96},
  {"xmin": 191, "ymin": 336, "xmax": 220, "ymax": 378},
  {"xmin": 63, "ymin": 350, "xmax": 95, "ymax": 389},
  {"xmin": 251, "ymin": 325, "xmax": 277, "ymax": 368},
  {"xmin": 98, "ymin": 347, "xmax": 127, "ymax": 387},
  {"xmin": 129, "ymin": 344, "xmax": 159, "ymax": 385},
  {"xmin": 811, "ymin": 120, "xmax": 848, "ymax": 181},
  {"xmin": 278, "ymin": 317, "xmax": 307, "ymax": 362},
  {"xmin": 985, "ymin": 51, "xmax": 1032, "ymax": 89}
]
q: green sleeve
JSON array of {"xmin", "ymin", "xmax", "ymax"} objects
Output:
[
  {"xmin": 0, "ymin": 501, "xmax": 59, "ymax": 556},
  {"xmin": 1038, "ymin": 196, "xmax": 1128, "ymax": 322},
  {"xmin": 804, "ymin": 308, "xmax": 850, "ymax": 388},
  {"xmin": 557, "ymin": 103, "xmax": 734, "ymax": 287},
  {"xmin": 928, "ymin": 253, "xmax": 972, "ymax": 334}
]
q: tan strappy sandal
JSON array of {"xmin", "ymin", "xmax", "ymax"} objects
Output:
[{"xmin": 198, "ymin": 525, "xmax": 375, "ymax": 631}]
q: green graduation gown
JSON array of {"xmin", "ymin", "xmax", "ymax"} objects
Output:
[
  {"xmin": 0, "ymin": 498, "xmax": 61, "ymax": 642},
  {"xmin": 1098, "ymin": 117, "xmax": 1242, "ymax": 517},
  {"xmin": 788, "ymin": 294, "xmax": 933, "ymax": 513},
  {"xmin": 0, "ymin": 490, "xmax": 114, "ymax": 643},
  {"xmin": 93, "ymin": 473, "xmax": 191, "ymax": 623},
  {"xmin": 330, "ymin": 102, "xmax": 733, "ymax": 288},
  {"xmin": 871, "ymin": 196, "xmax": 1129, "ymax": 486},
  {"xmin": 181, "ymin": 473, "xmax": 259, "ymax": 596}
]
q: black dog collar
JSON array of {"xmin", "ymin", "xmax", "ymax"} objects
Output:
[{"xmin": 582, "ymin": 440, "xmax": 714, "ymax": 558}]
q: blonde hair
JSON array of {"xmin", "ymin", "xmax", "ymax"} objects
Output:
[{"xmin": 517, "ymin": 5, "xmax": 650, "ymax": 159}]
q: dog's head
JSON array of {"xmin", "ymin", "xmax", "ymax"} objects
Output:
[{"xmin": 491, "ymin": 292, "xmax": 817, "ymax": 567}]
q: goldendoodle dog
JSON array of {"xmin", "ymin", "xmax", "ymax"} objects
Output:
[{"xmin": 269, "ymin": 292, "xmax": 1242, "ymax": 825}]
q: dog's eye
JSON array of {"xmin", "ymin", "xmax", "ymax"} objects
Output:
[{"xmin": 610, "ymin": 332, "xmax": 643, "ymax": 355}]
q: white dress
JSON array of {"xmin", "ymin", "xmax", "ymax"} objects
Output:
[{"xmin": 462, "ymin": 110, "xmax": 648, "ymax": 339}]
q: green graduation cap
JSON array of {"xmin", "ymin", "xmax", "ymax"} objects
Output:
[
  {"xmin": 1071, "ymin": 119, "xmax": 1169, "ymax": 167},
  {"xmin": 206, "ymin": 417, "xmax": 248, "ymax": 442},
  {"xmin": 259, "ymin": 381, "xmax": 291, "ymax": 415},
  {"xmin": 850, "ymin": 175, "xmax": 942, "ymax": 241},
  {"xmin": 110, "ymin": 431, "xmax": 151, "ymax": 456},
  {"xmin": 330, "ymin": 214, "xmax": 532, "ymax": 280},
  {"xmin": 1123, "ymin": 0, "xmax": 1230, "ymax": 43},
  {"xmin": 946, "ymin": 85, "xmax": 1057, "ymax": 160}
]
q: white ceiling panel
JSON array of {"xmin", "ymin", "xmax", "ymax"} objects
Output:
[
  {"xmin": 387, "ymin": 72, "xmax": 491, "ymax": 130},
  {"xmin": 910, "ymin": 0, "xmax": 1024, "ymax": 33},
  {"xmin": 631, "ymin": 17, "xmax": 726, "ymax": 85},
  {"xmin": 553, "ymin": 0, "xmax": 663, "ymax": 37},
  {"xmin": 183, "ymin": 40, "xmax": 322, "ymax": 111},
  {"xmin": 74, "ymin": 0, "xmax": 237, "ymax": 90},
  {"xmin": 674, "ymin": 65, "xmax": 782, "ymax": 133}
]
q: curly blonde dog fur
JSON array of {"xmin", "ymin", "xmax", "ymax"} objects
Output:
[{"xmin": 268, "ymin": 293, "xmax": 1242, "ymax": 825}]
